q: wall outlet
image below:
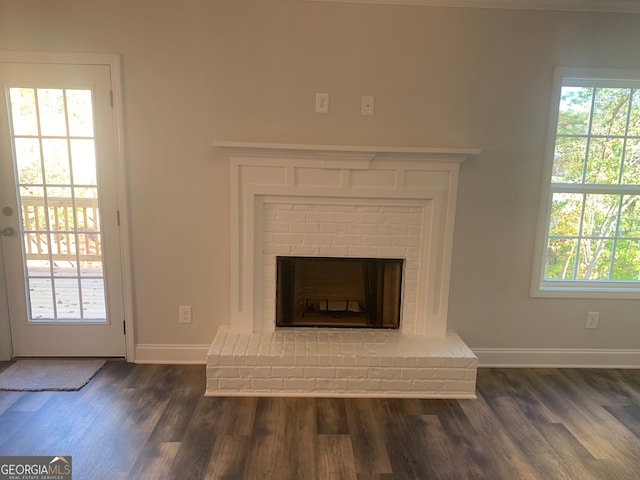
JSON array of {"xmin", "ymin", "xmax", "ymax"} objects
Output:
[
  {"xmin": 585, "ymin": 311, "xmax": 599, "ymax": 329},
  {"xmin": 179, "ymin": 305, "xmax": 192, "ymax": 324}
]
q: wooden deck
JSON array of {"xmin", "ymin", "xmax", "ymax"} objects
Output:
[
  {"xmin": 27, "ymin": 264, "xmax": 106, "ymax": 321},
  {"xmin": 17, "ymin": 195, "xmax": 106, "ymax": 321}
]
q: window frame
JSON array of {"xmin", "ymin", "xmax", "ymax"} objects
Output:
[{"xmin": 532, "ymin": 67, "xmax": 640, "ymax": 299}]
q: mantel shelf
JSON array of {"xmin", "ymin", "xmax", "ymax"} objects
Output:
[{"xmin": 212, "ymin": 141, "xmax": 480, "ymax": 163}]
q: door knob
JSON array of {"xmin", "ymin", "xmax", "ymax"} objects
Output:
[
  {"xmin": 2, "ymin": 207, "xmax": 12, "ymax": 216},
  {"xmin": 1, "ymin": 226, "xmax": 15, "ymax": 236}
]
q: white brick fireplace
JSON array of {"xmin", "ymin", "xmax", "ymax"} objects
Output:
[{"xmin": 207, "ymin": 142, "xmax": 480, "ymax": 398}]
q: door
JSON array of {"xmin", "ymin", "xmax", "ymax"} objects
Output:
[{"xmin": 0, "ymin": 60, "xmax": 126, "ymax": 356}]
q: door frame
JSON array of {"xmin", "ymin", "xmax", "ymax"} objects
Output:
[{"xmin": 0, "ymin": 51, "xmax": 135, "ymax": 361}]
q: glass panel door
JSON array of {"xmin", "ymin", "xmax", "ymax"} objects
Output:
[
  {"xmin": 0, "ymin": 59, "xmax": 126, "ymax": 357},
  {"xmin": 10, "ymin": 87, "xmax": 108, "ymax": 322}
]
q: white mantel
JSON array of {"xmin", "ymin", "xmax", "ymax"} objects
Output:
[
  {"xmin": 214, "ymin": 141, "xmax": 480, "ymax": 337},
  {"xmin": 208, "ymin": 142, "xmax": 480, "ymax": 398}
]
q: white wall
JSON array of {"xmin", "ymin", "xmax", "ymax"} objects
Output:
[{"xmin": 1, "ymin": 0, "xmax": 639, "ymax": 362}]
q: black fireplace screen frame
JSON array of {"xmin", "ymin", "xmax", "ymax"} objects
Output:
[{"xmin": 275, "ymin": 256, "xmax": 403, "ymax": 329}]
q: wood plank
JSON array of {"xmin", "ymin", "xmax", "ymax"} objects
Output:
[
  {"xmin": 118, "ymin": 363, "xmax": 160, "ymax": 390},
  {"xmin": 4, "ymin": 391, "xmax": 87, "ymax": 455},
  {"xmin": 0, "ymin": 412, "xmax": 33, "ymax": 455},
  {"xmin": 0, "ymin": 391, "xmax": 23, "ymax": 415},
  {"xmin": 458, "ymin": 392, "xmax": 543, "ymax": 480},
  {"xmin": 147, "ymin": 383, "xmax": 202, "ymax": 442},
  {"xmin": 204, "ymin": 434, "xmax": 250, "ymax": 480},
  {"xmin": 74, "ymin": 388, "xmax": 169, "ymax": 478},
  {"xmin": 487, "ymin": 396, "xmax": 574, "ymax": 479},
  {"xmin": 252, "ymin": 396, "xmax": 287, "ymax": 436},
  {"xmin": 129, "ymin": 441, "xmax": 181, "ymax": 480},
  {"xmin": 244, "ymin": 397, "xmax": 287, "ymax": 479},
  {"xmin": 8, "ymin": 391, "xmax": 54, "ymax": 412},
  {"xmin": 614, "ymin": 369, "xmax": 640, "ymax": 402},
  {"xmin": 420, "ymin": 398, "xmax": 476, "ymax": 437},
  {"xmin": 604, "ymin": 403, "xmax": 640, "ymax": 439},
  {"xmin": 534, "ymin": 369, "xmax": 640, "ymax": 463},
  {"xmin": 356, "ymin": 475, "xmax": 396, "ymax": 480},
  {"xmin": 166, "ymin": 396, "xmax": 226, "ymax": 480},
  {"xmin": 344, "ymin": 398, "xmax": 393, "ymax": 475},
  {"xmin": 223, "ymin": 396, "xmax": 258, "ymax": 436},
  {"xmin": 185, "ymin": 395, "xmax": 254, "ymax": 472},
  {"xmin": 477, "ymin": 368, "xmax": 563, "ymax": 424},
  {"xmin": 385, "ymin": 414, "xmax": 451, "ymax": 480},
  {"xmin": 316, "ymin": 434, "xmax": 358, "ymax": 480},
  {"xmin": 278, "ymin": 397, "xmax": 317, "ymax": 479},
  {"xmin": 317, "ymin": 397, "xmax": 349, "ymax": 434},
  {"xmin": 535, "ymin": 422, "xmax": 611, "ymax": 480}
]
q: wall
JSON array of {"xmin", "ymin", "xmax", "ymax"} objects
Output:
[{"xmin": 1, "ymin": 0, "xmax": 639, "ymax": 363}]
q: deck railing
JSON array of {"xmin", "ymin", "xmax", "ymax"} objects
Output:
[{"xmin": 20, "ymin": 196, "xmax": 102, "ymax": 262}]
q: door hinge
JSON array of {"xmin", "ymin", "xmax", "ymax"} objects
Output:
[
  {"xmin": 109, "ymin": 90, "xmax": 114, "ymax": 108},
  {"xmin": 117, "ymin": 210, "xmax": 121, "ymax": 226},
  {"xmin": 123, "ymin": 320, "xmax": 126, "ymax": 335}
]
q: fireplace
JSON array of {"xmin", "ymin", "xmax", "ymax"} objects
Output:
[
  {"xmin": 276, "ymin": 256, "xmax": 403, "ymax": 329},
  {"xmin": 262, "ymin": 199, "xmax": 423, "ymax": 335},
  {"xmin": 207, "ymin": 142, "xmax": 480, "ymax": 398}
]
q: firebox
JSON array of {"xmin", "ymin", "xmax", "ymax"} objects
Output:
[{"xmin": 275, "ymin": 256, "xmax": 403, "ymax": 328}]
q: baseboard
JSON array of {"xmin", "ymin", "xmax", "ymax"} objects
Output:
[
  {"xmin": 132, "ymin": 344, "xmax": 640, "ymax": 368},
  {"xmin": 473, "ymin": 348, "xmax": 640, "ymax": 368},
  {"xmin": 134, "ymin": 344, "xmax": 209, "ymax": 364}
]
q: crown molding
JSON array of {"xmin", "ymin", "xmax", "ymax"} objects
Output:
[{"xmin": 305, "ymin": 0, "xmax": 640, "ymax": 14}]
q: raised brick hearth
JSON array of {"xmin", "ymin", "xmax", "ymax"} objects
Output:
[
  {"xmin": 208, "ymin": 142, "xmax": 480, "ymax": 398},
  {"xmin": 207, "ymin": 327, "xmax": 477, "ymax": 398}
]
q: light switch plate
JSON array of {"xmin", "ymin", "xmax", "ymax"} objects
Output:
[
  {"xmin": 316, "ymin": 92, "xmax": 329, "ymax": 113},
  {"xmin": 361, "ymin": 95, "xmax": 374, "ymax": 115}
]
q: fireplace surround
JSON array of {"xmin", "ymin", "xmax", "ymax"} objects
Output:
[{"xmin": 207, "ymin": 142, "xmax": 480, "ymax": 398}]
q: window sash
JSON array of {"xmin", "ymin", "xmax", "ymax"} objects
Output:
[{"xmin": 533, "ymin": 68, "xmax": 640, "ymax": 298}]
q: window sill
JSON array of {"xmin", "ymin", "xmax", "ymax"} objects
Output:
[{"xmin": 532, "ymin": 284, "xmax": 640, "ymax": 299}]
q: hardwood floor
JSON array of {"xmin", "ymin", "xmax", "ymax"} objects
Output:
[{"xmin": 0, "ymin": 362, "xmax": 639, "ymax": 479}]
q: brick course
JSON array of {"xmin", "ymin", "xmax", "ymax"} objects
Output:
[{"xmin": 262, "ymin": 203, "xmax": 423, "ymax": 329}]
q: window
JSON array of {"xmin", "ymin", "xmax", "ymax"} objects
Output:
[{"xmin": 533, "ymin": 69, "xmax": 640, "ymax": 298}]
